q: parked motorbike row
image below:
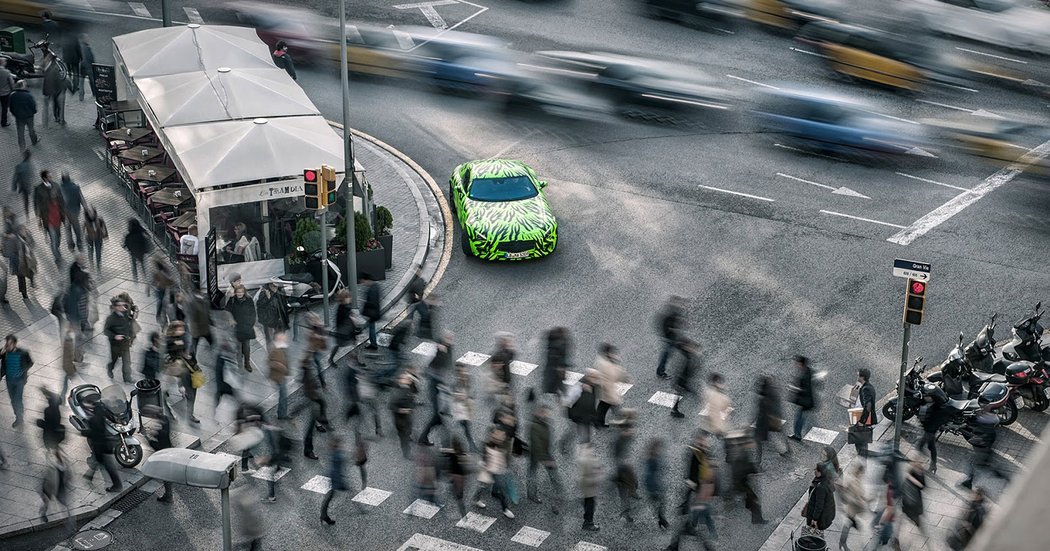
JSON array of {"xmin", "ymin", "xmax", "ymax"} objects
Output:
[{"xmin": 884, "ymin": 303, "xmax": 1050, "ymax": 448}]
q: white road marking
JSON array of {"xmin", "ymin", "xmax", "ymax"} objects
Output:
[
  {"xmin": 128, "ymin": 2, "xmax": 151, "ymax": 17},
  {"xmin": 571, "ymin": 541, "xmax": 608, "ymax": 551},
  {"xmin": 916, "ymin": 99, "xmax": 973, "ymax": 112},
  {"xmin": 352, "ymin": 487, "xmax": 393, "ymax": 506},
  {"xmin": 252, "ymin": 466, "xmax": 290, "ymax": 482},
  {"xmin": 403, "ymin": 499, "xmax": 442, "ymax": 519},
  {"xmin": 648, "ymin": 391, "xmax": 681, "ymax": 408},
  {"xmin": 864, "ymin": 110, "xmax": 919, "ymax": 125},
  {"xmin": 301, "ymin": 475, "xmax": 332, "ymax": 494},
  {"xmin": 726, "ymin": 74, "xmax": 779, "ymax": 89},
  {"xmin": 895, "ymin": 172, "xmax": 969, "ymax": 192},
  {"xmin": 956, "ymin": 47, "xmax": 1027, "ymax": 64},
  {"xmin": 510, "ymin": 360, "xmax": 538, "ymax": 377},
  {"xmin": 458, "ymin": 351, "xmax": 491, "ymax": 367},
  {"xmin": 887, "ymin": 137, "xmax": 1050, "ymax": 245},
  {"xmin": 564, "ymin": 370, "xmax": 584, "ymax": 386},
  {"xmin": 615, "ymin": 382, "xmax": 633, "ymax": 396},
  {"xmin": 397, "ymin": 534, "xmax": 483, "ymax": 551},
  {"xmin": 183, "ymin": 7, "xmax": 203, "ymax": 24},
  {"xmin": 714, "ymin": 27, "xmax": 735, "ymax": 35},
  {"xmin": 393, "ymin": 0, "xmax": 457, "ymax": 29},
  {"xmin": 820, "ymin": 210, "xmax": 906, "ymax": 229},
  {"xmin": 412, "ymin": 341, "xmax": 437, "ymax": 357},
  {"xmin": 803, "ymin": 427, "xmax": 839, "ymax": 445},
  {"xmin": 405, "ymin": 1, "xmax": 491, "ymax": 52},
  {"xmin": 777, "ymin": 172, "xmax": 835, "ymax": 191},
  {"xmin": 487, "ymin": 130, "xmax": 538, "ymax": 160},
  {"xmin": 511, "ymin": 526, "xmax": 551, "ymax": 547},
  {"xmin": 790, "ymin": 47, "xmax": 825, "ymax": 58},
  {"xmin": 698, "ymin": 185, "xmax": 775, "ymax": 202},
  {"xmin": 773, "ymin": 142, "xmax": 839, "ymax": 161},
  {"xmin": 456, "ymin": 512, "xmax": 497, "ymax": 533},
  {"xmin": 776, "ymin": 173, "xmax": 869, "ymax": 198},
  {"xmin": 971, "ymin": 109, "xmax": 1004, "ymax": 119}
]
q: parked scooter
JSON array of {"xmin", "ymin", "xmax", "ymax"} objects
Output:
[
  {"xmin": 68, "ymin": 384, "xmax": 144, "ymax": 468},
  {"xmin": 929, "ymin": 332, "xmax": 1019, "ymax": 426},
  {"xmin": 1000, "ymin": 302, "xmax": 1050, "ymax": 364},
  {"xmin": 932, "ymin": 381, "xmax": 1014, "ymax": 445},
  {"xmin": 0, "ymin": 37, "xmax": 64, "ymax": 80},
  {"xmin": 268, "ymin": 251, "xmax": 343, "ymax": 310},
  {"xmin": 883, "ymin": 357, "xmax": 929, "ymax": 422}
]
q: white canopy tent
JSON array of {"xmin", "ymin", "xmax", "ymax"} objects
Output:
[
  {"xmin": 113, "ymin": 24, "xmax": 275, "ymax": 79},
  {"xmin": 135, "ymin": 67, "xmax": 320, "ymax": 128}
]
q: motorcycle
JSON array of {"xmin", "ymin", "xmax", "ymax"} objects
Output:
[
  {"xmin": 68, "ymin": 384, "xmax": 144, "ymax": 468},
  {"xmin": 883, "ymin": 357, "xmax": 928, "ymax": 422},
  {"xmin": 933, "ymin": 380, "xmax": 1013, "ymax": 445},
  {"xmin": 0, "ymin": 37, "xmax": 64, "ymax": 80},
  {"xmin": 954, "ymin": 312, "xmax": 1050, "ymax": 413},
  {"xmin": 1000, "ymin": 302, "xmax": 1050, "ymax": 364},
  {"xmin": 928, "ymin": 328, "xmax": 1019, "ymax": 425},
  {"xmin": 266, "ymin": 251, "xmax": 343, "ymax": 310}
]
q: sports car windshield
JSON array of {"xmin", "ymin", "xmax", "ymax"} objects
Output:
[{"xmin": 468, "ymin": 176, "xmax": 538, "ymax": 202}]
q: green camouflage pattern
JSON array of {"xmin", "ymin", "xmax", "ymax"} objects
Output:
[{"xmin": 450, "ymin": 159, "xmax": 558, "ymax": 261}]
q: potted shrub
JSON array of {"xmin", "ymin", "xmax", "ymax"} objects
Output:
[
  {"xmin": 375, "ymin": 205, "xmax": 393, "ymax": 269},
  {"xmin": 354, "ymin": 212, "xmax": 385, "ymax": 281},
  {"xmin": 287, "ymin": 218, "xmax": 320, "ymax": 273}
]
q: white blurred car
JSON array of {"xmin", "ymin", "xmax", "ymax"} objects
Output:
[{"xmin": 909, "ymin": 0, "xmax": 1050, "ymax": 55}]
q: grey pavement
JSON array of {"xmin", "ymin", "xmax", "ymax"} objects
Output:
[{"xmin": 0, "ymin": 66, "xmax": 448, "ymax": 541}]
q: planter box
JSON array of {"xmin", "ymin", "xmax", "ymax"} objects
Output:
[
  {"xmin": 284, "ymin": 257, "xmax": 308, "ymax": 274},
  {"xmin": 356, "ymin": 248, "xmax": 386, "ymax": 282},
  {"xmin": 377, "ymin": 233, "xmax": 393, "ymax": 270}
]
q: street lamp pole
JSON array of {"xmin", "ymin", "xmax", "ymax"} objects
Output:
[
  {"xmin": 339, "ymin": 0, "xmax": 358, "ymax": 306},
  {"xmin": 161, "ymin": 0, "xmax": 172, "ymax": 27}
]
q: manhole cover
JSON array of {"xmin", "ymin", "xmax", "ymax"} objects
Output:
[{"xmin": 70, "ymin": 529, "xmax": 112, "ymax": 550}]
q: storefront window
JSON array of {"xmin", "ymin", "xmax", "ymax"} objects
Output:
[{"xmin": 210, "ymin": 195, "xmax": 346, "ymax": 265}]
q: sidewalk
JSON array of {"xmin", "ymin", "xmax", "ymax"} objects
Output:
[
  {"xmin": 0, "ymin": 81, "xmax": 449, "ymax": 539},
  {"xmin": 759, "ymin": 411, "xmax": 1047, "ymax": 551}
]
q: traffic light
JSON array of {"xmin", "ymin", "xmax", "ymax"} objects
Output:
[
  {"xmin": 321, "ymin": 164, "xmax": 338, "ymax": 207},
  {"xmin": 304, "ymin": 168, "xmax": 321, "ymax": 210},
  {"xmin": 904, "ymin": 279, "xmax": 926, "ymax": 325}
]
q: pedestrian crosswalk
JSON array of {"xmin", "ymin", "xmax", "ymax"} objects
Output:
[
  {"xmin": 301, "ymin": 475, "xmax": 332, "ymax": 494},
  {"xmin": 352, "ymin": 487, "xmax": 393, "ymax": 506},
  {"xmin": 511, "ymin": 526, "xmax": 551, "ymax": 547},
  {"xmin": 404, "ymin": 499, "xmax": 442, "ymax": 519},
  {"xmin": 457, "ymin": 351, "xmax": 491, "ymax": 367},
  {"xmin": 647, "ymin": 391, "xmax": 681, "ymax": 408},
  {"xmin": 455, "ymin": 512, "xmax": 497, "ymax": 533}
]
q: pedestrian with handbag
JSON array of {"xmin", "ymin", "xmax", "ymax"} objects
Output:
[
  {"xmin": 851, "ymin": 368, "xmax": 878, "ymax": 457},
  {"xmin": 803, "ymin": 463, "xmax": 836, "ymax": 535},
  {"xmin": 474, "ymin": 427, "xmax": 515, "ymax": 518},
  {"xmin": 788, "ymin": 355, "xmax": 815, "ymax": 441},
  {"xmin": 753, "ymin": 375, "xmax": 789, "ymax": 466}
]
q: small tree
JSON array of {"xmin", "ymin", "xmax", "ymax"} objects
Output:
[
  {"xmin": 292, "ymin": 217, "xmax": 321, "ymax": 253},
  {"xmin": 375, "ymin": 206, "xmax": 393, "ymax": 236},
  {"xmin": 354, "ymin": 212, "xmax": 373, "ymax": 252}
]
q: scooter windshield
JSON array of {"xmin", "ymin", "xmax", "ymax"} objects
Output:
[{"xmin": 100, "ymin": 385, "xmax": 129, "ymax": 418}]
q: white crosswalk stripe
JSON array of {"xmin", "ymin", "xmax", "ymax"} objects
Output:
[
  {"xmin": 458, "ymin": 351, "xmax": 491, "ymax": 366},
  {"xmin": 648, "ymin": 391, "xmax": 680, "ymax": 408},
  {"xmin": 511, "ymin": 526, "xmax": 550, "ymax": 547},
  {"xmin": 509, "ymin": 360, "xmax": 538, "ymax": 377},
  {"xmin": 412, "ymin": 341, "xmax": 437, "ymax": 358},
  {"xmin": 397, "ymin": 534, "xmax": 483, "ymax": 551},
  {"xmin": 455, "ymin": 512, "xmax": 496, "ymax": 533},
  {"xmin": 252, "ymin": 466, "xmax": 290, "ymax": 482},
  {"xmin": 571, "ymin": 542, "xmax": 607, "ymax": 551},
  {"xmin": 352, "ymin": 487, "xmax": 393, "ymax": 506},
  {"xmin": 377, "ymin": 332, "xmax": 393, "ymax": 347},
  {"xmin": 564, "ymin": 370, "xmax": 584, "ymax": 386},
  {"xmin": 183, "ymin": 7, "xmax": 204, "ymax": 24},
  {"xmin": 615, "ymin": 382, "xmax": 633, "ymax": 396},
  {"xmin": 403, "ymin": 499, "xmax": 442, "ymax": 519},
  {"xmin": 803, "ymin": 427, "xmax": 839, "ymax": 445},
  {"xmin": 128, "ymin": 2, "xmax": 151, "ymax": 17},
  {"xmin": 300, "ymin": 475, "xmax": 331, "ymax": 494}
]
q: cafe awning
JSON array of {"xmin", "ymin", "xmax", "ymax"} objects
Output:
[
  {"xmin": 162, "ymin": 116, "xmax": 345, "ymax": 193},
  {"xmin": 135, "ymin": 67, "xmax": 320, "ymax": 127},
  {"xmin": 113, "ymin": 24, "xmax": 275, "ymax": 79}
]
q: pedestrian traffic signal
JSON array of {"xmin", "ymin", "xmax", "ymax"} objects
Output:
[
  {"xmin": 904, "ymin": 279, "xmax": 926, "ymax": 325},
  {"xmin": 320, "ymin": 164, "xmax": 338, "ymax": 207},
  {"xmin": 304, "ymin": 168, "xmax": 321, "ymax": 210}
]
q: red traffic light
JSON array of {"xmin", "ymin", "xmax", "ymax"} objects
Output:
[
  {"xmin": 304, "ymin": 169, "xmax": 318, "ymax": 182},
  {"xmin": 911, "ymin": 281, "xmax": 925, "ymax": 295}
]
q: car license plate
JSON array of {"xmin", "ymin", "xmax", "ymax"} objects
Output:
[
  {"xmin": 1043, "ymin": 386, "xmax": 1050, "ymax": 399},
  {"xmin": 505, "ymin": 251, "xmax": 529, "ymax": 259}
]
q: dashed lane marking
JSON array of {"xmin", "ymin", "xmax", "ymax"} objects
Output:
[
  {"xmin": 458, "ymin": 351, "xmax": 491, "ymax": 367},
  {"xmin": 648, "ymin": 391, "xmax": 681, "ymax": 408},
  {"xmin": 128, "ymin": 2, "xmax": 151, "ymax": 17},
  {"xmin": 456, "ymin": 512, "xmax": 497, "ymax": 533},
  {"xmin": 571, "ymin": 542, "xmax": 607, "ymax": 551},
  {"xmin": 803, "ymin": 427, "xmax": 839, "ymax": 445},
  {"xmin": 397, "ymin": 533, "xmax": 484, "ymax": 551},
  {"xmin": 820, "ymin": 210, "xmax": 906, "ymax": 229},
  {"xmin": 301, "ymin": 475, "xmax": 332, "ymax": 494},
  {"xmin": 725, "ymin": 74, "xmax": 779, "ymax": 89},
  {"xmin": 510, "ymin": 360, "xmax": 538, "ymax": 377},
  {"xmin": 511, "ymin": 526, "xmax": 551, "ymax": 547},
  {"xmin": 352, "ymin": 487, "xmax": 393, "ymax": 506},
  {"xmin": 404, "ymin": 499, "xmax": 442, "ymax": 519},
  {"xmin": 895, "ymin": 172, "xmax": 970, "ymax": 192},
  {"xmin": 698, "ymin": 185, "xmax": 775, "ymax": 202},
  {"xmin": 776, "ymin": 172, "xmax": 870, "ymax": 199},
  {"xmin": 956, "ymin": 47, "xmax": 1027, "ymax": 64},
  {"xmin": 183, "ymin": 7, "xmax": 203, "ymax": 24}
]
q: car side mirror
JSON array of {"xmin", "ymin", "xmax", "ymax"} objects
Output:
[{"xmin": 538, "ymin": 180, "xmax": 548, "ymax": 189}]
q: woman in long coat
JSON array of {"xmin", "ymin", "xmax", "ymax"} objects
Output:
[{"xmin": 226, "ymin": 284, "xmax": 257, "ymax": 372}]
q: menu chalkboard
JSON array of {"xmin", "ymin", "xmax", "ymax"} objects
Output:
[
  {"xmin": 91, "ymin": 63, "xmax": 116, "ymax": 105},
  {"xmin": 206, "ymin": 227, "xmax": 220, "ymax": 306}
]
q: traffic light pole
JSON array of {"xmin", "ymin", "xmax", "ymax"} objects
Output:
[
  {"xmin": 894, "ymin": 320, "xmax": 911, "ymax": 452},
  {"xmin": 320, "ymin": 208, "xmax": 330, "ymax": 327},
  {"xmin": 339, "ymin": 0, "xmax": 359, "ymax": 308},
  {"xmin": 161, "ymin": 0, "xmax": 172, "ymax": 26}
]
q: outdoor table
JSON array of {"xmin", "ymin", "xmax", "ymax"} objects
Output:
[
  {"xmin": 150, "ymin": 187, "xmax": 192, "ymax": 208},
  {"xmin": 130, "ymin": 165, "xmax": 176, "ymax": 184},
  {"xmin": 170, "ymin": 211, "xmax": 197, "ymax": 229},
  {"xmin": 118, "ymin": 146, "xmax": 163, "ymax": 164},
  {"xmin": 104, "ymin": 127, "xmax": 154, "ymax": 143}
]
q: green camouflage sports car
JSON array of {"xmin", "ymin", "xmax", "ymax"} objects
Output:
[{"xmin": 449, "ymin": 159, "xmax": 558, "ymax": 260}]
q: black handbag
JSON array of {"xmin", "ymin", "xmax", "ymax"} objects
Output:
[{"xmin": 847, "ymin": 424, "xmax": 873, "ymax": 445}]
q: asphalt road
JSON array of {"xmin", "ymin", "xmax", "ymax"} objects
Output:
[{"xmin": 5, "ymin": 1, "xmax": 1050, "ymax": 550}]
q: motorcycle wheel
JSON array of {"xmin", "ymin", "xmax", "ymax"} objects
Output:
[
  {"xmin": 1032, "ymin": 390, "xmax": 1050, "ymax": 412},
  {"xmin": 882, "ymin": 401, "xmax": 897, "ymax": 422},
  {"xmin": 115, "ymin": 443, "xmax": 143, "ymax": 468},
  {"xmin": 995, "ymin": 399, "xmax": 1019, "ymax": 426}
]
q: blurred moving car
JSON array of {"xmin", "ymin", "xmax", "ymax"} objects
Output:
[
  {"xmin": 639, "ymin": 0, "xmax": 740, "ymax": 28},
  {"xmin": 926, "ymin": 115, "xmax": 1050, "ymax": 175},
  {"xmin": 223, "ymin": 1, "xmax": 326, "ymax": 62},
  {"xmin": 744, "ymin": 0, "xmax": 841, "ymax": 30},
  {"xmin": 319, "ymin": 23, "xmax": 414, "ymax": 77},
  {"xmin": 754, "ymin": 88, "xmax": 932, "ymax": 159},
  {"xmin": 535, "ymin": 51, "xmax": 734, "ymax": 125},
  {"xmin": 795, "ymin": 21, "xmax": 970, "ymax": 92},
  {"xmin": 0, "ymin": 0, "xmax": 93, "ymax": 27},
  {"xmin": 908, "ymin": 0, "xmax": 1050, "ymax": 56},
  {"xmin": 402, "ymin": 28, "xmax": 515, "ymax": 94}
]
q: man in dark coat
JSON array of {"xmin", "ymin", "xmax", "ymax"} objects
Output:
[
  {"xmin": 103, "ymin": 300, "xmax": 133, "ymax": 382},
  {"xmin": 60, "ymin": 174, "xmax": 84, "ymax": 251},
  {"xmin": 83, "ymin": 404, "xmax": 123, "ymax": 492},
  {"xmin": 754, "ymin": 375, "xmax": 789, "ymax": 465},
  {"xmin": 655, "ymin": 296, "xmax": 686, "ymax": 379},
  {"xmin": 226, "ymin": 285, "xmax": 258, "ymax": 372},
  {"xmin": 76, "ymin": 34, "xmax": 95, "ymax": 102},
  {"xmin": 41, "ymin": 54, "xmax": 66, "ymax": 126},
  {"xmin": 38, "ymin": 388, "xmax": 65, "ymax": 450},
  {"xmin": 361, "ymin": 276, "xmax": 381, "ymax": 349},
  {"xmin": 0, "ymin": 334, "xmax": 32, "ymax": 427},
  {"xmin": 142, "ymin": 405, "xmax": 174, "ymax": 502},
  {"xmin": 490, "ymin": 332, "xmax": 516, "ymax": 391},
  {"xmin": 254, "ymin": 281, "xmax": 289, "ymax": 346},
  {"xmin": 272, "ymin": 40, "xmax": 297, "ymax": 80},
  {"xmin": 788, "ymin": 355, "xmax": 816, "ymax": 441},
  {"xmin": 541, "ymin": 327, "xmax": 571, "ymax": 397},
  {"xmin": 9, "ymin": 80, "xmax": 39, "ymax": 149},
  {"xmin": 11, "ymin": 150, "xmax": 33, "ymax": 217},
  {"xmin": 855, "ymin": 367, "xmax": 878, "ymax": 456},
  {"xmin": 527, "ymin": 404, "xmax": 563, "ymax": 512},
  {"xmin": 804, "ymin": 463, "xmax": 836, "ymax": 531},
  {"xmin": 418, "ymin": 331, "xmax": 453, "ymax": 446}
]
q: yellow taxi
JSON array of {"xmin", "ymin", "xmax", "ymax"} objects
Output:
[{"xmin": 796, "ymin": 21, "xmax": 927, "ymax": 91}]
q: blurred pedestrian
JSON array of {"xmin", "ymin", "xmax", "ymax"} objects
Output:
[
  {"xmin": 259, "ymin": 419, "xmax": 292, "ymax": 503},
  {"xmin": 654, "ymin": 295, "xmax": 686, "ymax": 379},
  {"xmin": 83, "ymin": 403, "xmax": 122, "ymax": 492},
  {"xmin": 268, "ymin": 331, "xmax": 290, "ymax": 420},
  {"xmin": 578, "ymin": 442, "xmax": 602, "ymax": 531},
  {"xmin": 141, "ymin": 405, "xmax": 174, "ymax": 502},
  {"xmin": 232, "ymin": 485, "xmax": 265, "ymax": 550},
  {"xmin": 255, "ymin": 281, "xmax": 289, "ymax": 347},
  {"xmin": 594, "ymin": 342, "xmax": 627, "ymax": 428},
  {"xmin": 820, "ymin": 445, "xmax": 841, "ymax": 483},
  {"xmin": 38, "ymin": 448, "xmax": 71, "ymax": 523},
  {"xmin": 804, "ymin": 463, "xmax": 836, "ymax": 534},
  {"xmin": 541, "ymin": 326, "xmax": 571, "ymax": 400},
  {"xmin": 60, "ymin": 173, "xmax": 83, "ymax": 251},
  {"xmin": 390, "ymin": 372, "xmax": 416, "ymax": 459},
  {"xmin": 212, "ymin": 338, "xmax": 237, "ymax": 408},
  {"xmin": 442, "ymin": 438, "xmax": 469, "ymax": 518},
  {"xmin": 526, "ymin": 403, "xmax": 563, "ymax": 512},
  {"xmin": 61, "ymin": 32, "xmax": 80, "ymax": 97},
  {"xmin": 41, "ymin": 52, "xmax": 66, "ymax": 126},
  {"xmin": 414, "ymin": 291, "xmax": 439, "ymax": 342},
  {"xmin": 837, "ymin": 461, "xmax": 869, "ymax": 549},
  {"xmin": 41, "ymin": 12, "xmax": 59, "ymax": 43},
  {"xmin": 871, "ymin": 483, "xmax": 898, "ymax": 549},
  {"xmin": 0, "ymin": 58, "xmax": 13, "ymax": 127},
  {"xmin": 226, "ymin": 284, "xmax": 257, "ymax": 372},
  {"xmin": 11, "ymin": 149, "xmax": 33, "ymax": 216},
  {"xmin": 644, "ymin": 438, "xmax": 670, "ymax": 529},
  {"xmin": 612, "ymin": 408, "xmax": 639, "ymax": 523},
  {"xmin": 1, "ymin": 334, "xmax": 32, "ymax": 427},
  {"xmin": 729, "ymin": 436, "xmax": 766, "ymax": 524},
  {"xmin": 665, "ymin": 435, "xmax": 717, "ymax": 551},
  {"xmin": 419, "ymin": 330, "xmax": 453, "ymax": 447},
  {"xmin": 123, "ymin": 218, "xmax": 150, "ymax": 282},
  {"xmin": 961, "ymin": 406, "xmax": 1005, "ymax": 489},
  {"xmin": 76, "ymin": 34, "xmax": 94, "ymax": 102},
  {"xmin": 450, "ymin": 361, "xmax": 477, "ymax": 453},
  {"xmin": 947, "ymin": 488, "xmax": 986, "ymax": 551},
  {"xmin": 353, "ymin": 436, "xmax": 369, "ymax": 490},
  {"xmin": 81, "ymin": 205, "xmax": 106, "ymax": 270},
  {"xmin": 754, "ymin": 375, "xmax": 789, "ymax": 466},
  {"xmin": 272, "ymin": 40, "xmax": 297, "ymax": 80},
  {"xmin": 473, "ymin": 428, "xmax": 514, "ymax": 517},
  {"xmin": 670, "ymin": 339, "xmax": 700, "ymax": 418},
  {"xmin": 854, "ymin": 368, "xmax": 878, "ymax": 456},
  {"xmin": 59, "ymin": 324, "xmax": 76, "ymax": 395},
  {"xmin": 38, "ymin": 388, "xmax": 65, "ymax": 451},
  {"xmin": 103, "ymin": 299, "xmax": 133, "ymax": 382},
  {"xmin": 560, "ymin": 369, "xmax": 598, "ymax": 453},
  {"xmin": 489, "ymin": 332, "xmax": 516, "ymax": 395},
  {"xmin": 34, "ymin": 170, "xmax": 65, "ymax": 265},
  {"xmin": 303, "ymin": 312, "xmax": 328, "ymax": 387},
  {"xmin": 788, "ymin": 355, "xmax": 816, "ymax": 441},
  {"xmin": 300, "ymin": 350, "xmax": 329, "ymax": 461},
  {"xmin": 361, "ymin": 275, "xmax": 381, "ymax": 349},
  {"xmin": 328, "ymin": 289, "xmax": 357, "ymax": 364},
  {"xmin": 699, "ymin": 373, "xmax": 731, "ymax": 439},
  {"xmin": 167, "ymin": 321, "xmax": 200, "ymax": 423},
  {"xmin": 321, "ymin": 436, "xmax": 355, "ymax": 525},
  {"xmin": 9, "ymin": 80, "xmax": 39, "ymax": 149},
  {"xmin": 900, "ymin": 452, "xmax": 927, "ymax": 540},
  {"xmin": 918, "ymin": 388, "xmax": 952, "ymax": 474},
  {"xmin": 150, "ymin": 253, "xmax": 175, "ymax": 325},
  {"xmin": 141, "ymin": 331, "xmax": 162, "ymax": 382}
]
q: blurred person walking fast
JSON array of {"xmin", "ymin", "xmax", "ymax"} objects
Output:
[
  {"xmin": 526, "ymin": 403, "xmax": 563, "ymax": 513},
  {"xmin": 11, "ymin": 150, "xmax": 33, "ymax": 216},
  {"xmin": 82, "ymin": 205, "xmax": 106, "ymax": 270},
  {"xmin": 9, "ymin": 80, "xmax": 39, "ymax": 149},
  {"xmin": 123, "ymin": 219, "xmax": 150, "ymax": 283},
  {"xmin": 754, "ymin": 375, "xmax": 789, "ymax": 466},
  {"xmin": 594, "ymin": 343, "xmax": 627, "ymax": 428},
  {"xmin": 227, "ymin": 284, "xmax": 257, "ymax": 372},
  {"xmin": 788, "ymin": 355, "xmax": 815, "ymax": 441},
  {"xmin": 655, "ymin": 295, "xmax": 687, "ymax": 379},
  {"xmin": 0, "ymin": 334, "xmax": 31, "ymax": 427}
]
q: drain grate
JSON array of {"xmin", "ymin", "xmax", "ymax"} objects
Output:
[{"xmin": 110, "ymin": 489, "xmax": 151, "ymax": 512}]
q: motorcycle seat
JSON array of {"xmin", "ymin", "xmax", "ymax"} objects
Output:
[
  {"xmin": 282, "ymin": 272, "xmax": 313, "ymax": 284},
  {"xmin": 78, "ymin": 391, "xmax": 101, "ymax": 414},
  {"xmin": 946, "ymin": 398, "xmax": 976, "ymax": 411},
  {"xmin": 972, "ymin": 372, "xmax": 1006, "ymax": 384},
  {"xmin": 1, "ymin": 52, "xmax": 33, "ymax": 64}
]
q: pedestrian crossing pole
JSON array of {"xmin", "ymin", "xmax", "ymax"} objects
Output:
[
  {"xmin": 320, "ymin": 208, "xmax": 330, "ymax": 327},
  {"xmin": 339, "ymin": 0, "xmax": 359, "ymax": 309},
  {"xmin": 161, "ymin": 0, "xmax": 171, "ymax": 27},
  {"xmin": 894, "ymin": 321, "xmax": 911, "ymax": 452}
]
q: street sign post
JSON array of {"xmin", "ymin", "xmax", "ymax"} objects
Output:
[
  {"xmin": 893, "ymin": 259, "xmax": 931, "ymax": 281},
  {"xmin": 892, "ymin": 258, "xmax": 930, "ymax": 452}
]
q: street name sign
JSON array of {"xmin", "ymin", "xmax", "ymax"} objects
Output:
[{"xmin": 893, "ymin": 259, "xmax": 930, "ymax": 281}]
